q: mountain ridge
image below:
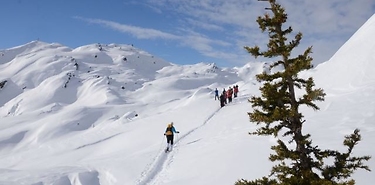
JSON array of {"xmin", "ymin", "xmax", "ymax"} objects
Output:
[{"xmin": 314, "ymin": 13, "xmax": 375, "ymax": 89}]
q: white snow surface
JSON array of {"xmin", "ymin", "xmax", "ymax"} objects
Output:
[{"xmin": 0, "ymin": 14, "xmax": 374, "ymax": 185}]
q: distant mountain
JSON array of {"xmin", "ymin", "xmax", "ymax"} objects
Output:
[{"xmin": 0, "ymin": 41, "xmax": 261, "ymax": 116}]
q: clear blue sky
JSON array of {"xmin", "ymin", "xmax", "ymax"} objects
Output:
[{"xmin": 1, "ymin": 0, "xmax": 374, "ymax": 67}]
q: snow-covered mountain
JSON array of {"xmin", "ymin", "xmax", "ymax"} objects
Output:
[
  {"xmin": 313, "ymin": 13, "xmax": 375, "ymax": 90},
  {"xmin": 0, "ymin": 14, "xmax": 374, "ymax": 185}
]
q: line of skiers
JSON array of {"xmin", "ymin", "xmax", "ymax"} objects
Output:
[
  {"xmin": 214, "ymin": 85, "xmax": 239, "ymax": 108},
  {"xmin": 163, "ymin": 85, "xmax": 239, "ymax": 152}
]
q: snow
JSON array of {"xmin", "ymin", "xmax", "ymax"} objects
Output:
[
  {"xmin": 0, "ymin": 14, "xmax": 375, "ymax": 185},
  {"xmin": 313, "ymin": 14, "xmax": 375, "ymax": 90}
]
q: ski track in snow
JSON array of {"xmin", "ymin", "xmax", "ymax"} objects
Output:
[{"xmin": 135, "ymin": 107, "xmax": 222, "ymax": 185}]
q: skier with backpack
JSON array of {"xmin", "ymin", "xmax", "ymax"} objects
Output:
[
  {"xmin": 219, "ymin": 93, "xmax": 226, "ymax": 108},
  {"xmin": 164, "ymin": 122, "xmax": 179, "ymax": 152}
]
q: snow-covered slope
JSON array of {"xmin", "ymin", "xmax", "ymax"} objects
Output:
[
  {"xmin": 0, "ymin": 41, "xmax": 262, "ymax": 185},
  {"xmin": 0, "ymin": 13, "xmax": 374, "ymax": 185},
  {"xmin": 314, "ymin": 14, "xmax": 375, "ymax": 90}
]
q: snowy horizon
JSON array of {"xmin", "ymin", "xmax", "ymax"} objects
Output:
[{"xmin": 0, "ymin": 14, "xmax": 374, "ymax": 185}]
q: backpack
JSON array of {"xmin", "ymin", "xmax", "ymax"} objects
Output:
[{"xmin": 165, "ymin": 126, "xmax": 173, "ymax": 135}]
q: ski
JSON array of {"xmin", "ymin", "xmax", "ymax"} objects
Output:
[{"xmin": 165, "ymin": 146, "xmax": 173, "ymax": 153}]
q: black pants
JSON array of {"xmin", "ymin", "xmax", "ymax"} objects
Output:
[
  {"xmin": 220, "ymin": 100, "xmax": 225, "ymax": 107},
  {"xmin": 166, "ymin": 135, "xmax": 174, "ymax": 145}
]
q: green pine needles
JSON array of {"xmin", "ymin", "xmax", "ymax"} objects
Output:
[{"xmin": 236, "ymin": 0, "xmax": 371, "ymax": 184}]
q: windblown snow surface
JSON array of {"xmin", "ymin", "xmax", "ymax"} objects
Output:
[{"xmin": 0, "ymin": 14, "xmax": 374, "ymax": 185}]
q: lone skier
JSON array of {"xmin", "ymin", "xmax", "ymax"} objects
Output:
[
  {"xmin": 214, "ymin": 88, "xmax": 219, "ymax": 100},
  {"xmin": 164, "ymin": 122, "xmax": 179, "ymax": 152}
]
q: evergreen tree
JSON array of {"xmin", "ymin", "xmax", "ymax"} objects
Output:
[{"xmin": 236, "ymin": 0, "xmax": 371, "ymax": 184}]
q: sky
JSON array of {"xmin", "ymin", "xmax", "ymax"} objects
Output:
[
  {"xmin": 0, "ymin": 13, "xmax": 375, "ymax": 185},
  {"xmin": 0, "ymin": 0, "xmax": 374, "ymax": 67}
]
